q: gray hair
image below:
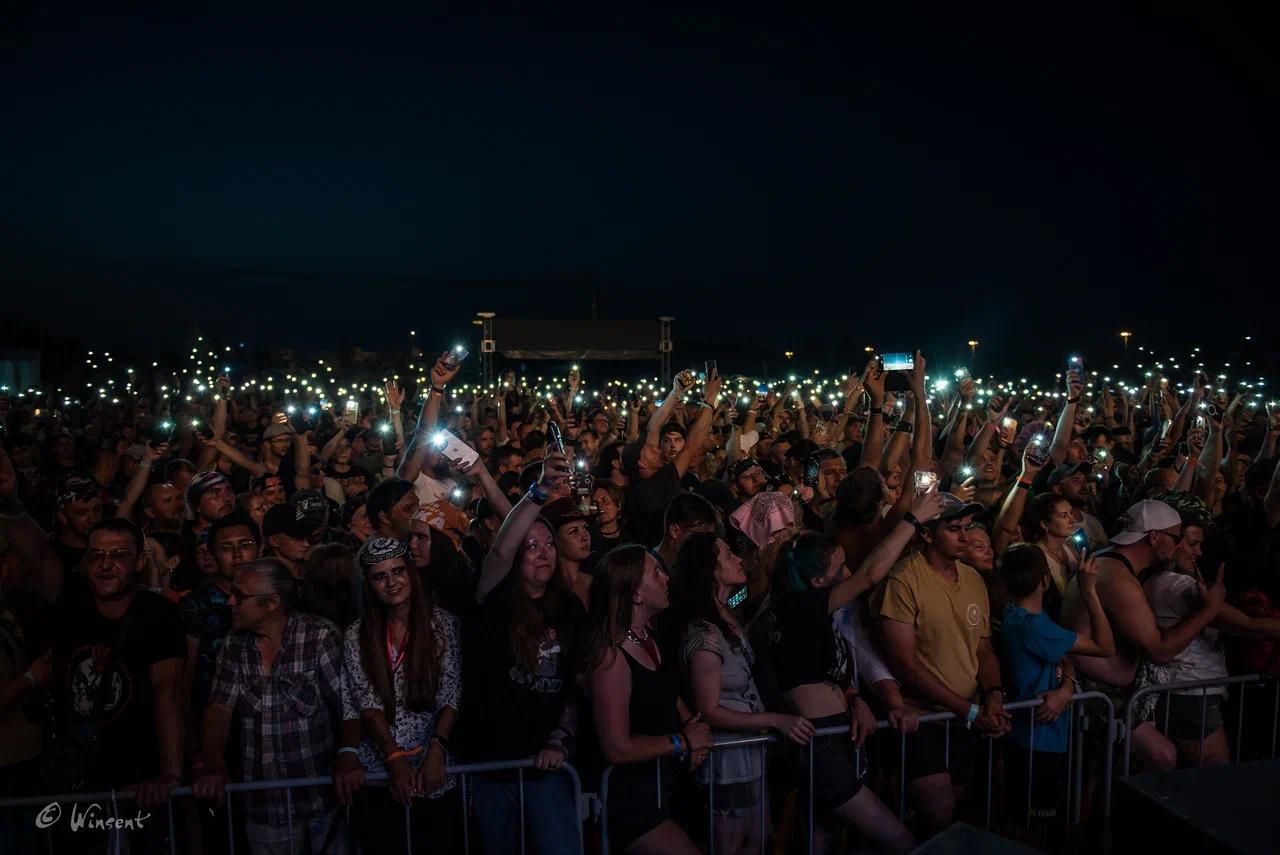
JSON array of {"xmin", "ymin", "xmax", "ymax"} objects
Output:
[{"xmin": 237, "ymin": 558, "xmax": 301, "ymax": 610}]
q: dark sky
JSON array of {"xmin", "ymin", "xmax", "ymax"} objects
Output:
[{"xmin": 3, "ymin": 5, "xmax": 1276, "ymax": 376}]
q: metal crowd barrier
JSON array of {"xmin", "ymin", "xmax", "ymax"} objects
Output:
[
  {"xmin": 1121, "ymin": 674, "xmax": 1278, "ymax": 776},
  {"xmin": 0, "ymin": 757, "xmax": 585, "ymax": 855},
  {"xmin": 599, "ymin": 691, "xmax": 1116, "ymax": 855}
]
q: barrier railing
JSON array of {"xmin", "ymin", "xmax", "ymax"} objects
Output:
[
  {"xmin": 598, "ymin": 691, "xmax": 1115, "ymax": 855},
  {"xmin": 1121, "ymin": 674, "xmax": 1278, "ymax": 777},
  {"xmin": 0, "ymin": 757, "xmax": 585, "ymax": 855}
]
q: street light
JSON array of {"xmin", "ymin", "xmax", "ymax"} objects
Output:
[
  {"xmin": 1120, "ymin": 331, "xmax": 1132, "ymax": 351},
  {"xmin": 968, "ymin": 340, "xmax": 979, "ymax": 362}
]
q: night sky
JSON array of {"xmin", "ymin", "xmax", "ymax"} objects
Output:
[{"xmin": 3, "ymin": 6, "xmax": 1276, "ymax": 376}]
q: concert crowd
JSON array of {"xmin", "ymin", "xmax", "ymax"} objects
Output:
[{"xmin": 1, "ymin": 340, "xmax": 1278, "ymax": 855}]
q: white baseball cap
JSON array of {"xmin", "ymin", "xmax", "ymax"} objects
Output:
[{"xmin": 1110, "ymin": 499, "xmax": 1181, "ymax": 546}]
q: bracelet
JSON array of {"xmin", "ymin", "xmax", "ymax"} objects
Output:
[
  {"xmin": 337, "ymin": 746, "xmax": 360, "ymax": 758},
  {"xmin": 678, "ymin": 730, "xmax": 694, "ymax": 758},
  {"xmin": 902, "ymin": 512, "xmax": 924, "ymax": 533},
  {"xmin": 526, "ymin": 484, "xmax": 549, "ymax": 505},
  {"xmin": 964, "ymin": 703, "xmax": 980, "ymax": 729},
  {"xmin": 385, "ymin": 746, "xmax": 424, "ymax": 764},
  {"xmin": 1067, "ymin": 397, "xmax": 1080, "ymax": 404},
  {"xmin": 670, "ymin": 733, "xmax": 686, "ymax": 758},
  {"xmin": 868, "ymin": 411, "xmax": 883, "ymax": 419},
  {"xmin": 431, "ymin": 386, "xmax": 447, "ymax": 395},
  {"xmin": 1015, "ymin": 480, "xmax": 1032, "ymax": 490}
]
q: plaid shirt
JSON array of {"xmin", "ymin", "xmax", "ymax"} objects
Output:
[{"xmin": 208, "ymin": 612, "xmax": 343, "ymax": 824}]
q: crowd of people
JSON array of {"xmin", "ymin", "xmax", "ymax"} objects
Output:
[{"xmin": 1, "ymin": 343, "xmax": 1279, "ymax": 855}]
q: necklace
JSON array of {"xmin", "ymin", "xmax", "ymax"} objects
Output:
[
  {"xmin": 385, "ymin": 622, "xmax": 408, "ymax": 672},
  {"xmin": 624, "ymin": 624, "xmax": 659, "ymax": 664}
]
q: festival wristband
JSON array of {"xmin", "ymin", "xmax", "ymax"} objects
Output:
[
  {"xmin": 964, "ymin": 704, "xmax": 980, "ymax": 729},
  {"xmin": 902, "ymin": 512, "xmax": 924, "ymax": 533},
  {"xmin": 1015, "ymin": 480, "xmax": 1032, "ymax": 490},
  {"xmin": 337, "ymin": 746, "xmax": 360, "ymax": 758},
  {"xmin": 385, "ymin": 746, "xmax": 424, "ymax": 764},
  {"xmin": 670, "ymin": 734, "xmax": 685, "ymax": 758},
  {"xmin": 526, "ymin": 484, "xmax": 549, "ymax": 505}
]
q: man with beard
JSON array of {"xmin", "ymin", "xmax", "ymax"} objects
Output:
[
  {"xmin": 260, "ymin": 503, "xmax": 318, "ymax": 578},
  {"xmin": 1060, "ymin": 499, "xmax": 1225, "ymax": 771}
]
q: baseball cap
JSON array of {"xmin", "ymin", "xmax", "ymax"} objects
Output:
[
  {"xmin": 1047, "ymin": 461, "xmax": 1092, "ymax": 488},
  {"xmin": 263, "ymin": 423, "xmax": 291, "ymax": 440},
  {"xmin": 290, "ymin": 489, "xmax": 331, "ymax": 529},
  {"xmin": 542, "ymin": 497, "xmax": 598, "ymax": 531},
  {"xmin": 1111, "ymin": 499, "xmax": 1181, "ymax": 546},
  {"xmin": 660, "ymin": 423, "xmax": 687, "ymax": 439},
  {"xmin": 262, "ymin": 503, "xmax": 318, "ymax": 541},
  {"xmin": 936, "ymin": 492, "xmax": 985, "ymax": 522}
]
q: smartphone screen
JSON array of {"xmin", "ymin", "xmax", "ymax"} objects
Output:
[
  {"xmin": 913, "ymin": 470, "xmax": 938, "ymax": 495},
  {"xmin": 881, "ymin": 352, "xmax": 914, "ymax": 372},
  {"xmin": 705, "ymin": 360, "xmax": 717, "ymax": 377},
  {"xmin": 444, "ymin": 345, "xmax": 470, "ymax": 370},
  {"xmin": 547, "ymin": 421, "xmax": 565, "ymax": 454}
]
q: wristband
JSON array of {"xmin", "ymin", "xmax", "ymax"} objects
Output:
[
  {"xmin": 385, "ymin": 746, "xmax": 424, "ymax": 764},
  {"xmin": 868, "ymin": 411, "xmax": 883, "ymax": 419},
  {"xmin": 964, "ymin": 704, "xmax": 980, "ymax": 729},
  {"xmin": 337, "ymin": 746, "xmax": 360, "ymax": 758},
  {"xmin": 1015, "ymin": 480, "xmax": 1032, "ymax": 490},
  {"xmin": 1067, "ymin": 397, "xmax": 1080, "ymax": 404},
  {"xmin": 902, "ymin": 512, "xmax": 924, "ymax": 533},
  {"xmin": 527, "ymin": 484, "xmax": 549, "ymax": 505},
  {"xmin": 670, "ymin": 733, "xmax": 685, "ymax": 758}
]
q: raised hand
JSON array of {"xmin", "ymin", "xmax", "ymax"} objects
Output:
[
  {"xmin": 385, "ymin": 379, "xmax": 405, "ymax": 411},
  {"xmin": 430, "ymin": 352, "xmax": 461, "ymax": 389}
]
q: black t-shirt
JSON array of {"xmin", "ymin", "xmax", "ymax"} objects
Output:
[
  {"xmin": 623, "ymin": 462, "xmax": 682, "ymax": 548},
  {"xmin": 459, "ymin": 581, "xmax": 586, "ymax": 776},
  {"xmin": 53, "ymin": 589, "xmax": 186, "ymax": 788},
  {"xmin": 767, "ymin": 585, "xmax": 849, "ymax": 693}
]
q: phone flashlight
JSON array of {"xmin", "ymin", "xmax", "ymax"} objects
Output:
[
  {"xmin": 432, "ymin": 432, "xmax": 448, "ymax": 448},
  {"xmin": 286, "ymin": 405, "xmax": 297, "ymax": 414},
  {"xmin": 379, "ymin": 422, "xmax": 392, "ymax": 434}
]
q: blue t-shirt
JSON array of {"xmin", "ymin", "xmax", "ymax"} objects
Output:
[{"xmin": 998, "ymin": 603, "xmax": 1077, "ymax": 753}]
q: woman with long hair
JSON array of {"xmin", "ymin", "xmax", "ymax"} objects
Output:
[
  {"xmin": 767, "ymin": 489, "xmax": 943, "ymax": 854},
  {"xmin": 301, "ymin": 542, "xmax": 358, "ymax": 629},
  {"xmin": 460, "ymin": 451, "xmax": 585, "ymax": 854},
  {"xmin": 580, "ymin": 544, "xmax": 713, "ymax": 855},
  {"xmin": 544, "ymin": 497, "xmax": 595, "ymax": 608},
  {"xmin": 673, "ymin": 532, "xmax": 815, "ymax": 855},
  {"xmin": 342, "ymin": 537, "xmax": 461, "ymax": 853}
]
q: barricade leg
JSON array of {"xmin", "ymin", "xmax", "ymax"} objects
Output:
[
  {"xmin": 708, "ymin": 755, "xmax": 715, "ymax": 855},
  {"xmin": 898, "ymin": 731, "xmax": 906, "ymax": 819},
  {"xmin": 1199, "ymin": 688, "xmax": 1208, "ymax": 768},
  {"xmin": 226, "ymin": 788, "xmax": 236, "ymax": 855},
  {"xmin": 518, "ymin": 767, "xmax": 527, "ymax": 855},
  {"xmin": 984, "ymin": 738, "xmax": 993, "ymax": 830},
  {"xmin": 461, "ymin": 773, "xmax": 470, "ymax": 855},
  {"xmin": 286, "ymin": 787, "xmax": 295, "ymax": 855},
  {"xmin": 807, "ymin": 738, "xmax": 815, "ymax": 855},
  {"xmin": 167, "ymin": 795, "xmax": 177, "ymax": 855},
  {"xmin": 758, "ymin": 745, "xmax": 766, "ymax": 855},
  {"xmin": 1026, "ymin": 714, "xmax": 1035, "ymax": 832}
]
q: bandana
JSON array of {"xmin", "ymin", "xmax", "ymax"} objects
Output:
[
  {"xmin": 357, "ymin": 537, "xmax": 410, "ymax": 570},
  {"xmin": 185, "ymin": 471, "xmax": 231, "ymax": 515},
  {"xmin": 417, "ymin": 500, "xmax": 470, "ymax": 552},
  {"xmin": 729, "ymin": 491, "xmax": 798, "ymax": 551},
  {"xmin": 56, "ymin": 475, "xmax": 99, "ymax": 511}
]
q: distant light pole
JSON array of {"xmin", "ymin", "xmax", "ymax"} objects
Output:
[
  {"xmin": 968, "ymin": 340, "xmax": 979, "ymax": 362},
  {"xmin": 1120, "ymin": 330, "xmax": 1132, "ymax": 351}
]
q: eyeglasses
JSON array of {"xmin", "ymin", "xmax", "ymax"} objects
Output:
[
  {"xmin": 85, "ymin": 549, "xmax": 137, "ymax": 565},
  {"xmin": 215, "ymin": 539, "xmax": 258, "ymax": 555},
  {"xmin": 368, "ymin": 565, "xmax": 410, "ymax": 585},
  {"xmin": 1156, "ymin": 529, "xmax": 1184, "ymax": 544}
]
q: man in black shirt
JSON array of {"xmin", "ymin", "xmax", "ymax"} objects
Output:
[{"xmin": 621, "ymin": 369, "xmax": 722, "ymax": 547}]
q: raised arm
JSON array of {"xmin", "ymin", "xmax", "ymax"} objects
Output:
[
  {"xmin": 908, "ymin": 353, "xmax": 932, "ymax": 470},
  {"xmin": 117, "ymin": 442, "xmax": 166, "ymax": 521},
  {"xmin": 476, "ymin": 453, "xmax": 569, "ymax": 602},
  {"xmin": 827, "ymin": 491, "xmax": 944, "ymax": 613},
  {"xmin": 1049, "ymin": 369, "xmax": 1083, "ymax": 465},
  {"xmin": 992, "ymin": 445, "xmax": 1046, "ymax": 554},
  {"xmin": 674, "ymin": 371, "xmax": 722, "ymax": 478},
  {"xmin": 399, "ymin": 354, "xmax": 459, "ymax": 482},
  {"xmin": 645, "ymin": 375, "xmax": 689, "ymax": 448},
  {"xmin": 859, "ymin": 363, "xmax": 888, "ymax": 467}
]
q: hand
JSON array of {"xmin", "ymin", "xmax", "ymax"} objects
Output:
[
  {"xmin": 848, "ymin": 696, "xmax": 877, "ymax": 749},
  {"xmin": 909, "ymin": 488, "xmax": 945, "ymax": 524},
  {"xmin": 133, "ymin": 773, "xmax": 180, "ymax": 808},
  {"xmin": 216, "ymin": 375, "xmax": 230, "ymax": 396},
  {"xmin": 1066, "ymin": 370, "xmax": 1083, "ymax": 400},
  {"xmin": 1020, "ymin": 440, "xmax": 1047, "ymax": 477},
  {"xmin": 975, "ymin": 696, "xmax": 1012, "ymax": 737},
  {"xmin": 887, "ymin": 705, "xmax": 919, "ymax": 734},
  {"xmin": 672, "ymin": 370, "xmax": 696, "ymax": 396},
  {"xmin": 385, "ymin": 379, "xmax": 405, "ymax": 411},
  {"xmin": 702, "ymin": 368, "xmax": 723, "ymax": 405},
  {"xmin": 1077, "ymin": 556, "xmax": 1099, "ymax": 592},
  {"xmin": 193, "ymin": 766, "xmax": 229, "ymax": 803},
  {"xmin": 142, "ymin": 441, "xmax": 167, "ymax": 465},
  {"xmin": 535, "ymin": 744, "xmax": 567, "ymax": 771},
  {"xmin": 682, "ymin": 715, "xmax": 712, "ymax": 769},
  {"xmin": 907, "ymin": 350, "xmax": 927, "ymax": 392},
  {"xmin": 1035, "ymin": 685, "xmax": 1073, "ymax": 724},
  {"xmin": 959, "ymin": 377, "xmax": 977, "ymax": 403},
  {"xmin": 953, "ymin": 476, "xmax": 977, "ymax": 503},
  {"xmin": 386, "ymin": 756, "xmax": 415, "ymax": 805},
  {"xmin": 430, "ymin": 352, "xmax": 461, "ymax": 389},
  {"xmin": 27, "ymin": 650, "xmax": 53, "ymax": 689},
  {"xmin": 418, "ymin": 743, "xmax": 446, "ymax": 796},
  {"xmin": 332, "ymin": 751, "xmax": 366, "ymax": 805},
  {"xmin": 568, "ymin": 367, "xmax": 580, "ymax": 391},
  {"xmin": 1204, "ymin": 565, "xmax": 1227, "ymax": 611},
  {"xmin": 843, "ymin": 371, "xmax": 865, "ymax": 402},
  {"xmin": 538, "ymin": 451, "xmax": 571, "ymax": 492},
  {"xmin": 770, "ymin": 713, "xmax": 816, "ymax": 745}
]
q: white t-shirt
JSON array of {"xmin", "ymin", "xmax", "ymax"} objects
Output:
[
  {"xmin": 1144, "ymin": 571, "xmax": 1226, "ymax": 696},
  {"xmin": 413, "ymin": 472, "xmax": 457, "ymax": 507},
  {"xmin": 835, "ymin": 600, "xmax": 895, "ymax": 689}
]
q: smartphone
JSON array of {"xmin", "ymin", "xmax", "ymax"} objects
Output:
[
  {"xmin": 725, "ymin": 585, "xmax": 748, "ymax": 609},
  {"xmin": 344, "ymin": 399, "xmax": 360, "ymax": 421},
  {"xmin": 444, "ymin": 345, "xmax": 470, "ymax": 371},
  {"xmin": 913, "ymin": 470, "xmax": 939, "ymax": 496},
  {"xmin": 705, "ymin": 360, "xmax": 718, "ymax": 378},
  {"xmin": 1067, "ymin": 355, "xmax": 1083, "ymax": 373},
  {"xmin": 880, "ymin": 352, "xmax": 914, "ymax": 372},
  {"xmin": 547, "ymin": 421, "xmax": 565, "ymax": 454},
  {"xmin": 954, "ymin": 366, "xmax": 971, "ymax": 382},
  {"xmin": 150, "ymin": 418, "xmax": 177, "ymax": 447},
  {"xmin": 1026, "ymin": 435, "xmax": 1050, "ymax": 467},
  {"xmin": 803, "ymin": 456, "xmax": 821, "ymax": 487},
  {"xmin": 1071, "ymin": 529, "xmax": 1091, "ymax": 560},
  {"xmin": 431, "ymin": 431, "xmax": 480, "ymax": 468}
]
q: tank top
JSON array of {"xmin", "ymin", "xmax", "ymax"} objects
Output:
[{"xmin": 621, "ymin": 646, "xmax": 681, "ymax": 737}]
